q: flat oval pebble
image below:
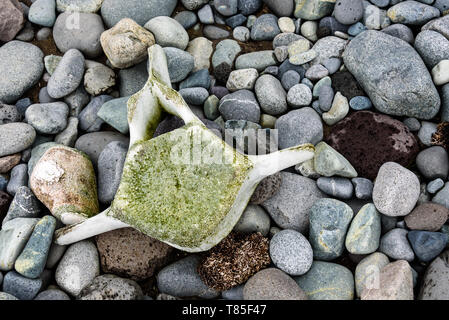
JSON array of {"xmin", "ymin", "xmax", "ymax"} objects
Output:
[{"xmin": 295, "ymin": 261, "xmax": 354, "ymax": 300}]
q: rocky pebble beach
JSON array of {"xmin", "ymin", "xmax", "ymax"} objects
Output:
[{"xmin": 0, "ymin": 0, "xmax": 449, "ymax": 301}]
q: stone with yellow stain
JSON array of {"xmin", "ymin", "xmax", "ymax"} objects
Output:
[
  {"xmin": 295, "ymin": 261, "xmax": 354, "ymax": 300},
  {"xmin": 294, "ymin": 0, "xmax": 336, "ymax": 20},
  {"xmin": 309, "ymin": 198, "xmax": 354, "ymax": 261},
  {"xmin": 14, "ymin": 215, "xmax": 56, "ymax": 279},
  {"xmin": 30, "ymin": 145, "xmax": 99, "ymax": 225},
  {"xmin": 100, "ymin": 18, "xmax": 155, "ymax": 69},
  {"xmin": 345, "ymin": 203, "xmax": 381, "ymax": 255}
]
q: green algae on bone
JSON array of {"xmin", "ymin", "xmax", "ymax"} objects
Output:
[
  {"xmin": 54, "ymin": 44, "xmax": 315, "ymax": 252},
  {"xmin": 109, "ymin": 122, "xmax": 253, "ymax": 248}
]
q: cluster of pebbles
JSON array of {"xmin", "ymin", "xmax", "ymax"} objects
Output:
[{"xmin": 0, "ymin": 0, "xmax": 449, "ymax": 300}]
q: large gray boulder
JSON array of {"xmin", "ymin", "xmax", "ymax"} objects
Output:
[{"xmin": 342, "ymin": 30, "xmax": 440, "ymax": 120}]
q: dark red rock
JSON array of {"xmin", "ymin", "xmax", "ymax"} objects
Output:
[
  {"xmin": 0, "ymin": 0, "xmax": 24, "ymax": 42},
  {"xmin": 405, "ymin": 203, "xmax": 449, "ymax": 232},
  {"xmin": 331, "ymin": 71, "xmax": 365, "ymax": 100},
  {"xmin": 0, "ymin": 190, "xmax": 12, "ymax": 221},
  {"xmin": 326, "ymin": 111, "xmax": 419, "ymax": 180}
]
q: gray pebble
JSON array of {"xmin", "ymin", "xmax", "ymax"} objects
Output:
[
  {"xmin": 380, "ymin": 228, "xmax": 415, "ymax": 261},
  {"xmin": 270, "ymin": 229, "xmax": 313, "ymax": 276},
  {"xmin": 3, "ymin": 186, "xmax": 41, "ymax": 225},
  {"xmin": 281, "ymin": 70, "xmax": 301, "ymax": 91},
  {"xmin": 416, "ymin": 146, "xmax": 449, "ymax": 180},
  {"xmin": 203, "ymin": 25, "xmax": 230, "ymax": 40},
  {"xmin": 234, "ymin": 205, "xmax": 271, "ymax": 236},
  {"xmin": 381, "ymin": 23, "xmax": 415, "ymax": 44},
  {"xmin": 164, "ymin": 47, "xmax": 195, "ymax": 83},
  {"xmin": 179, "ymin": 87, "xmax": 210, "ymax": 105},
  {"xmin": 0, "ymin": 103, "xmax": 21, "ymax": 124},
  {"xmin": 2, "ymin": 271, "xmax": 42, "ymax": 300},
  {"xmin": 7, "ymin": 164, "xmax": 28, "ymax": 196},
  {"xmin": 418, "ymin": 121, "xmax": 438, "ymax": 146},
  {"xmin": 235, "ymin": 51, "xmax": 277, "ymax": 72},
  {"xmin": 403, "ymin": 117, "xmax": 421, "ymax": 131},
  {"xmin": 35, "ymin": 288, "xmax": 70, "ymax": 300},
  {"xmin": 318, "ymin": 85, "xmax": 334, "ymax": 112},
  {"xmin": 25, "ymin": 102, "xmax": 69, "ymax": 134},
  {"xmin": 78, "ymin": 95, "xmax": 113, "ymax": 132},
  {"xmin": 198, "ymin": 4, "xmax": 214, "ymax": 24},
  {"xmin": 255, "ymin": 75, "xmax": 288, "ymax": 116},
  {"xmin": 317, "ymin": 177, "xmax": 354, "ymax": 199},
  {"xmin": 233, "ymin": 26, "xmax": 250, "ymax": 42},
  {"xmin": 174, "ymin": 11, "xmax": 198, "ymax": 29},
  {"xmin": 79, "ymin": 274, "xmax": 143, "ymax": 300},
  {"xmin": 287, "ymin": 84, "xmax": 312, "ymax": 108},
  {"xmin": 415, "ymin": 30, "xmax": 449, "ymax": 68},
  {"xmin": 219, "ymin": 90, "xmax": 261, "ymax": 123},
  {"xmin": 222, "ymin": 284, "xmax": 244, "ymax": 300},
  {"xmin": 352, "ymin": 177, "xmax": 373, "ymax": 200},
  {"xmin": 427, "ymin": 178, "xmax": 445, "ymax": 194}
]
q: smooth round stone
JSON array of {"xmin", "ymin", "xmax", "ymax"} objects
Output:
[
  {"xmin": 197, "ymin": 5, "xmax": 214, "ymax": 24},
  {"xmin": 418, "ymin": 121, "xmax": 438, "ymax": 146},
  {"xmin": 334, "ymin": 0, "xmax": 363, "ymax": 25},
  {"xmin": 314, "ymin": 142, "xmax": 358, "ymax": 178},
  {"xmin": 361, "ymin": 260, "xmax": 414, "ymax": 300},
  {"xmin": 79, "ymin": 274, "xmax": 143, "ymax": 300},
  {"xmin": 203, "ymin": 95, "xmax": 220, "ymax": 121},
  {"xmin": 235, "ymin": 51, "xmax": 277, "ymax": 72},
  {"xmin": 381, "ymin": 23, "xmax": 415, "ymax": 44},
  {"xmin": 179, "ymin": 87, "xmax": 209, "ymax": 105},
  {"xmin": 214, "ymin": 0, "xmax": 238, "ymax": 16},
  {"xmin": 387, "ymin": 1, "xmax": 440, "ymax": 25},
  {"xmin": 355, "ymin": 252, "xmax": 389, "ymax": 298},
  {"xmin": 97, "ymin": 141, "xmax": 127, "ymax": 204},
  {"xmin": 317, "ymin": 16, "xmax": 349, "ymax": 38},
  {"xmin": 0, "ymin": 41, "xmax": 44, "ymax": 104},
  {"xmin": 275, "ymin": 107, "xmax": 323, "ymax": 149},
  {"xmin": 2, "ymin": 186, "xmax": 41, "ymax": 225},
  {"xmin": 78, "ymin": 95, "xmax": 113, "ymax": 132},
  {"xmin": 309, "ymin": 198, "xmax": 354, "ymax": 261},
  {"xmin": 313, "ymin": 76, "xmax": 332, "ymax": 97},
  {"xmin": 349, "ymin": 96, "xmax": 372, "ymax": 110},
  {"xmin": 6, "ymin": 164, "xmax": 28, "ymax": 196},
  {"xmin": 322, "ymin": 57, "xmax": 341, "ymax": 75},
  {"xmin": 25, "ymin": 102, "xmax": 69, "ymax": 135},
  {"xmin": 343, "ymin": 30, "xmax": 440, "ymax": 120},
  {"xmin": 416, "ymin": 146, "xmax": 449, "ymax": 180},
  {"xmin": 84, "ymin": 65, "xmax": 115, "ymax": 96},
  {"xmin": 226, "ymin": 14, "xmax": 247, "ymax": 28},
  {"xmin": 428, "ymin": 179, "xmax": 445, "ymax": 194},
  {"xmin": 286, "ymin": 84, "xmax": 312, "ymax": 108},
  {"xmin": 75, "ymin": 131, "xmax": 129, "ymax": 168},
  {"xmin": 144, "ymin": 17, "xmax": 189, "ymax": 50},
  {"xmin": 2, "ymin": 271, "xmax": 42, "ymax": 300},
  {"xmin": 0, "ymin": 123, "xmax": 36, "ymax": 157},
  {"xmin": 294, "ymin": 0, "xmax": 336, "ymax": 20},
  {"xmin": 181, "ymin": 0, "xmax": 208, "ymax": 10},
  {"xmin": 211, "ymin": 39, "xmax": 241, "ymax": 69},
  {"xmin": 97, "ymin": 97, "xmax": 129, "ymax": 135},
  {"xmin": 28, "ymin": 0, "xmax": 56, "ymax": 27},
  {"xmin": 233, "ymin": 26, "xmax": 250, "ymax": 42},
  {"xmin": 327, "ymin": 111, "xmax": 419, "ymax": 180},
  {"xmin": 322, "ymin": 91, "xmax": 349, "ymax": 125},
  {"xmin": 218, "ymin": 90, "xmax": 260, "ymax": 123},
  {"xmin": 270, "ymin": 230, "xmax": 313, "ymax": 276},
  {"xmin": 47, "ymin": 49, "xmax": 85, "ymax": 99},
  {"xmin": 38, "ymin": 87, "xmax": 56, "ymax": 104},
  {"xmin": 163, "ymin": 47, "xmax": 195, "ymax": 83},
  {"xmin": 403, "ymin": 117, "xmax": 421, "ymax": 132},
  {"xmin": 263, "ymin": 0, "xmax": 294, "ymax": 17},
  {"xmin": 275, "ymin": 46, "xmax": 288, "ymax": 64},
  {"xmin": 420, "ymin": 250, "xmax": 449, "ymax": 300},
  {"xmin": 317, "ymin": 85, "xmax": 334, "ymax": 112},
  {"xmin": 317, "ymin": 177, "xmax": 353, "ymax": 200},
  {"xmin": 35, "ymin": 288, "xmax": 70, "ymax": 300},
  {"xmin": 305, "ymin": 64, "xmax": 329, "ymax": 81},
  {"xmin": 345, "ymin": 203, "xmax": 381, "ymax": 255},
  {"xmin": 408, "ymin": 231, "xmax": 448, "ymax": 262},
  {"xmin": 415, "ymin": 30, "xmax": 449, "ymax": 68},
  {"xmin": 348, "ymin": 22, "xmax": 367, "ymax": 36},
  {"xmin": 179, "ymin": 69, "xmax": 211, "ymax": 90},
  {"xmin": 278, "ymin": 17, "xmax": 295, "ymax": 33},
  {"xmin": 273, "ymin": 33, "xmax": 304, "ymax": 49},
  {"xmin": 64, "ymin": 86, "xmax": 90, "ymax": 116},
  {"xmin": 432, "ymin": 182, "xmax": 449, "ymax": 210},
  {"xmin": 226, "ymin": 68, "xmax": 258, "ymax": 92},
  {"xmin": 101, "ymin": 0, "xmax": 176, "ymax": 27},
  {"xmin": 432, "ymin": 60, "xmax": 449, "ymax": 86},
  {"xmin": 203, "ymin": 25, "xmax": 230, "ymax": 40},
  {"xmin": 295, "ymin": 261, "xmax": 354, "ymax": 300},
  {"xmin": 262, "ymin": 172, "xmax": 325, "ymax": 233},
  {"xmin": 157, "ymin": 255, "xmax": 219, "ymax": 298},
  {"xmin": 118, "ymin": 61, "xmax": 148, "ymax": 97},
  {"xmin": 281, "ymin": 70, "xmax": 300, "ymax": 91},
  {"xmin": 380, "ymin": 228, "xmax": 415, "ymax": 262},
  {"xmin": 234, "ymin": 205, "xmax": 271, "ymax": 236},
  {"xmin": 351, "ymin": 177, "xmax": 373, "ymax": 200},
  {"xmin": 250, "ymin": 14, "xmax": 280, "ymax": 41},
  {"xmin": 373, "ymin": 162, "xmax": 420, "ymax": 217},
  {"xmin": 243, "ymin": 268, "xmax": 307, "ymax": 300},
  {"xmin": 255, "ymin": 75, "xmax": 287, "ymax": 116},
  {"xmin": 15, "ymin": 216, "xmax": 56, "ymax": 279},
  {"xmin": 174, "ymin": 11, "xmax": 198, "ymax": 29},
  {"xmin": 55, "ymin": 240, "xmax": 100, "ymax": 297},
  {"xmin": 301, "ymin": 21, "xmax": 318, "ymax": 41},
  {"xmin": 238, "ymin": 0, "xmax": 261, "ymax": 15},
  {"xmin": 53, "ymin": 12, "xmax": 104, "ymax": 58}
]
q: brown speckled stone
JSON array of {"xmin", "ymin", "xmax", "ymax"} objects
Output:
[
  {"xmin": 327, "ymin": 111, "xmax": 419, "ymax": 180},
  {"xmin": 96, "ymin": 227, "xmax": 173, "ymax": 281},
  {"xmin": 331, "ymin": 71, "xmax": 365, "ymax": 100},
  {"xmin": 243, "ymin": 268, "xmax": 308, "ymax": 300},
  {"xmin": 405, "ymin": 203, "xmax": 449, "ymax": 232},
  {"xmin": 0, "ymin": 153, "xmax": 21, "ymax": 173},
  {"xmin": 250, "ymin": 172, "xmax": 281, "ymax": 204}
]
